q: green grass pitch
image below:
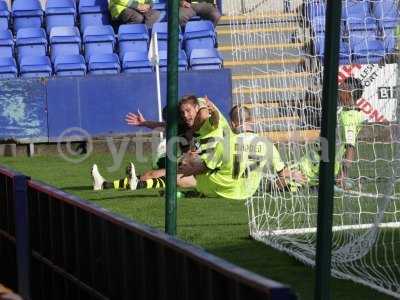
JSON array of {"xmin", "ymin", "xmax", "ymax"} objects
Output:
[{"xmin": 0, "ymin": 151, "xmax": 396, "ymax": 300}]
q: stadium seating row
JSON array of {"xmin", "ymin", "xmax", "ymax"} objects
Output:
[
  {"xmin": 306, "ymin": 0, "xmax": 399, "ymax": 64},
  {"xmin": 0, "ymin": 21, "xmax": 218, "ymax": 58},
  {"xmin": 0, "ymin": 22, "xmax": 223, "ymax": 78},
  {"xmin": 1, "ymin": 0, "xmax": 175, "ymax": 34},
  {"xmin": 0, "ymin": 47, "xmax": 223, "ymax": 78},
  {"xmin": 307, "ymin": 0, "xmax": 399, "ymax": 31}
]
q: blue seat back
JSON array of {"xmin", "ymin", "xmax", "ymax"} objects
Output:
[
  {"xmin": 50, "ymin": 26, "xmax": 81, "ymax": 61},
  {"xmin": 16, "ymin": 27, "xmax": 47, "ymax": 59},
  {"xmin": 0, "ymin": 56, "xmax": 17, "ymax": 78},
  {"xmin": 305, "ymin": 1, "xmax": 326, "ymax": 19},
  {"xmin": 45, "ymin": 0, "xmax": 76, "ymax": 34},
  {"xmin": 0, "ymin": 29, "xmax": 13, "ymax": 57},
  {"xmin": 79, "ymin": 0, "xmax": 110, "ymax": 33},
  {"xmin": 12, "ymin": 0, "xmax": 43, "ymax": 33},
  {"xmin": 19, "ymin": 55, "xmax": 52, "ymax": 77},
  {"xmin": 189, "ymin": 48, "xmax": 222, "ymax": 70},
  {"xmin": 118, "ymin": 24, "xmax": 149, "ymax": 58},
  {"xmin": 88, "ymin": 53, "xmax": 121, "ymax": 74},
  {"xmin": 83, "ymin": 25, "xmax": 115, "ymax": 60},
  {"xmin": 54, "ymin": 54, "xmax": 86, "ymax": 76},
  {"xmin": 0, "ymin": 1, "xmax": 9, "ymax": 30},
  {"xmin": 122, "ymin": 51, "xmax": 152, "ymax": 73}
]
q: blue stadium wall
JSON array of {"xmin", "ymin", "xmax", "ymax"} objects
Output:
[{"xmin": 0, "ymin": 69, "xmax": 232, "ymax": 142}]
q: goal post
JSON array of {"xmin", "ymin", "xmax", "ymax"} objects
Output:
[{"xmin": 225, "ymin": 0, "xmax": 400, "ymax": 297}]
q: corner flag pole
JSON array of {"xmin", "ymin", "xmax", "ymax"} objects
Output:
[
  {"xmin": 314, "ymin": 1, "xmax": 342, "ymax": 300},
  {"xmin": 165, "ymin": 0, "xmax": 179, "ymax": 236},
  {"xmin": 148, "ymin": 32, "xmax": 163, "ymax": 139}
]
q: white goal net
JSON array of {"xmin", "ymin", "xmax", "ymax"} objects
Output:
[{"xmin": 225, "ymin": 0, "xmax": 400, "ymax": 297}]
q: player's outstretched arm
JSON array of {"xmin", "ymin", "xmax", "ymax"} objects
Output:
[
  {"xmin": 191, "ymin": 96, "xmax": 220, "ymax": 134},
  {"xmin": 125, "ymin": 110, "xmax": 166, "ymax": 130}
]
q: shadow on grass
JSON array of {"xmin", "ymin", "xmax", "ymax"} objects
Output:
[
  {"xmin": 89, "ymin": 194, "xmax": 162, "ymax": 201},
  {"xmin": 62, "ymin": 185, "xmax": 93, "ymax": 191},
  {"xmin": 179, "ymin": 222, "xmax": 247, "ymax": 228}
]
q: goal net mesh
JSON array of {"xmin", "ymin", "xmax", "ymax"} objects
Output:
[{"xmin": 225, "ymin": 0, "xmax": 400, "ymax": 296}]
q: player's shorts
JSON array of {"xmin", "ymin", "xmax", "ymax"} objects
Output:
[
  {"xmin": 196, "ymin": 172, "xmax": 252, "ymax": 200},
  {"xmin": 195, "ymin": 173, "xmax": 220, "ymax": 197}
]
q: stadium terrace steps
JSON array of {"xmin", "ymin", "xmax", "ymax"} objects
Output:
[
  {"xmin": 262, "ymin": 129, "xmax": 320, "ymax": 143},
  {"xmin": 217, "ymin": 9, "xmax": 316, "ymax": 139}
]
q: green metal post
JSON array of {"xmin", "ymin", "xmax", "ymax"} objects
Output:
[
  {"xmin": 314, "ymin": 1, "xmax": 342, "ymax": 300},
  {"xmin": 165, "ymin": 0, "xmax": 179, "ymax": 235}
]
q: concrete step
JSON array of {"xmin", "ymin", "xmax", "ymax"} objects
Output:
[
  {"xmin": 224, "ymin": 57, "xmax": 302, "ymax": 74},
  {"xmin": 216, "ymin": 24, "xmax": 299, "ymax": 36},
  {"xmin": 221, "ymin": 0, "xmax": 304, "ymax": 16},
  {"xmin": 218, "ymin": 43, "xmax": 304, "ymax": 63},
  {"xmin": 232, "ymin": 86, "xmax": 306, "ymax": 102},
  {"xmin": 232, "ymin": 72, "xmax": 313, "ymax": 90},
  {"xmin": 255, "ymin": 120, "xmax": 302, "ymax": 132},
  {"xmin": 219, "ymin": 12, "xmax": 300, "ymax": 26},
  {"xmin": 262, "ymin": 129, "xmax": 320, "ymax": 142}
]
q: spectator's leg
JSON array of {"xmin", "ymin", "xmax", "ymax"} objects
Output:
[
  {"xmin": 179, "ymin": 6, "xmax": 196, "ymax": 26},
  {"xmin": 191, "ymin": 2, "xmax": 221, "ymax": 26},
  {"xmin": 143, "ymin": 9, "xmax": 161, "ymax": 28},
  {"xmin": 118, "ymin": 7, "xmax": 145, "ymax": 24}
]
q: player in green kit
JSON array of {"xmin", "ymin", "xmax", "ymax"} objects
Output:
[
  {"xmin": 290, "ymin": 76, "xmax": 365, "ymax": 189},
  {"xmin": 228, "ymin": 105, "xmax": 306, "ymax": 197},
  {"xmin": 92, "ymin": 95, "xmax": 233, "ymax": 196}
]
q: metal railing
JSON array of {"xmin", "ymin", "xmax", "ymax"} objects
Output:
[{"xmin": 0, "ymin": 166, "xmax": 297, "ymax": 300}]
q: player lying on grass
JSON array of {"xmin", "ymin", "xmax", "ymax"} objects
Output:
[
  {"xmin": 289, "ymin": 76, "xmax": 365, "ymax": 190},
  {"xmin": 228, "ymin": 105, "xmax": 306, "ymax": 192},
  {"xmin": 92, "ymin": 97, "xmax": 305, "ymax": 198},
  {"xmin": 92, "ymin": 95, "xmax": 228, "ymax": 194}
]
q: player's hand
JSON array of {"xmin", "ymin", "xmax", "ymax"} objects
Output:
[
  {"xmin": 204, "ymin": 95, "xmax": 216, "ymax": 112},
  {"xmin": 137, "ymin": 3, "xmax": 150, "ymax": 12},
  {"xmin": 290, "ymin": 170, "xmax": 307, "ymax": 185},
  {"xmin": 180, "ymin": 0, "xmax": 191, "ymax": 8},
  {"xmin": 125, "ymin": 110, "xmax": 146, "ymax": 127}
]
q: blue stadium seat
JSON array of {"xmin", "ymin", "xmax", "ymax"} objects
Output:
[
  {"xmin": 183, "ymin": 20, "xmax": 216, "ymax": 56},
  {"xmin": 122, "ymin": 51, "xmax": 152, "ymax": 73},
  {"xmin": 372, "ymin": 0, "xmax": 400, "ymax": 29},
  {"xmin": 350, "ymin": 33, "xmax": 385, "ymax": 64},
  {"xmin": 152, "ymin": 22, "xmax": 182, "ymax": 50},
  {"xmin": 342, "ymin": 0, "xmax": 377, "ymax": 31},
  {"xmin": 0, "ymin": 56, "xmax": 17, "ymax": 78},
  {"xmin": 159, "ymin": 50, "xmax": 188, "ymax": 71},
  {"xmin": 0, "ymin": 29, "xmax": 13, "ymax": 58},
  {"xmin": 78, "ymin": 0, "xmax": 110, "ymax": 33},
  {"xmin": 314, "ymin": 34, "xmax": 352, "ymax": 65},
  {"xmin": 19, "ymin": 55, "xmax": 52, "ymax": 78},
  {"xmin": 305, "ymin": 1, "xmax": 326, "ymax": 19},
  {"xmin": 189, "ymin": 48, "xmax": 222, "ymax": 70},
  {"xmin": 50, "ymin": 26, "xmax": 81, "ymax": 62},
  {"xmin": 0, "ymin": 1, "xmax": 10, "ymax": 31},
  {"xmin": 54, "ymin": 54, "xmax": 86, "ymax": 76},
  {"xmin": 83, "ymin": 25, "xmax": 115, "ymax": 60},
  {"xmin": 16, "ymin": 27, "xmax": 48, "ymax": 60},
  {"xmin": 88, "ymin": 53, "xmax": 120, "ymax": 74},
  {"xmin": 12, "ymin": 0, "xmax": 43, "ymax": 33},
  {"xmin": 118, "ymin": 24, "xmax": 149, "ymax": 60},
  {"xmin": 45, "ymin": 0, "xmax": 76, "ymax": 34}
]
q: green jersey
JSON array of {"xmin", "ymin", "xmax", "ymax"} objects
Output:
[
  {"xmin": 232, "ymin": 132, "xmax": 284, "ymax": 199},
  {"xmin": 295, "ymin": 108, "xmax": 364, "ymax": 186}
]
